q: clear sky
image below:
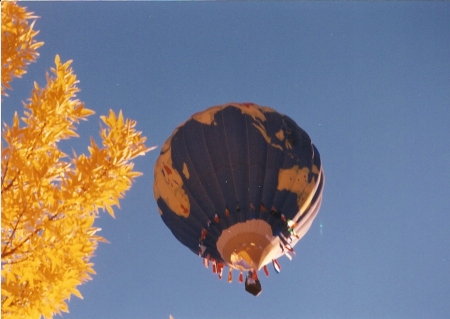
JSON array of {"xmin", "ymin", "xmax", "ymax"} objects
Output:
[{"xmin": 3, "ymin": 2, "xmax": 450, "ymax": 319}]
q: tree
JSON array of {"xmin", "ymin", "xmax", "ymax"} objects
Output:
[
  {"xmin": 1, "ymin": 2, "xmax": 154, "ymax": 318},
  {"xmin": 1, "ymin": 1, "xmax": 43, "ymax": 96}
]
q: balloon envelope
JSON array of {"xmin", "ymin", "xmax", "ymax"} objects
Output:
[{"xmin": 154, "ymin": 102, "xmax": 324, "ymax": 274}]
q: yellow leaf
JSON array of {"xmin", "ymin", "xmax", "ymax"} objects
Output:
[
  {"xmin": 2, "ymin": 296, "xmax": 14, "ymax": 309},
  {"xmin": 105, "ymin": 205, "xmax": 115, "ymax": 218},
  {"xmin": 71, "ymin": 288, "xmax": 83, "ymax": 299},
  {"xmin": 58, "ymin": 302, "xmax": 68, "ymax": 313},
  {"xmin": 80, "ymin": 107, "xmax": 95, "ymax": 118},
  {"xmin": 117, "ymin": 110, "xmax": 124, "ymax": 129}
]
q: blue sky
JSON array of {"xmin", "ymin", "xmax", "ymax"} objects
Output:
[{"xmin": 2, "ymin": 2, "xmax": 450, "ymax": 319}]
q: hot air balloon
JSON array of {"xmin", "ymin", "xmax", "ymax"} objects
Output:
[{"xmin": 154, "ymin": 102, "xmax": 324, "ymax": 296}]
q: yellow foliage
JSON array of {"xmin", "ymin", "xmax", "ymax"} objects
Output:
[
  {"xmin": 1, "ymin": 1, "xmax": 44, "ymax": 96},
  {"xmin": 1, "ymin": 3, "xmax": 154, "ymax": 318}
]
